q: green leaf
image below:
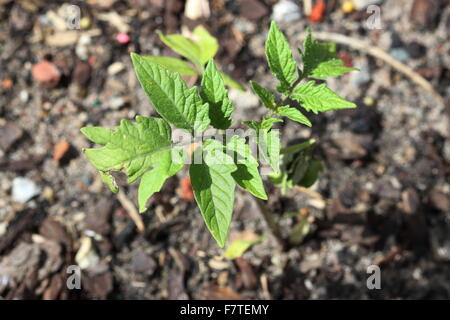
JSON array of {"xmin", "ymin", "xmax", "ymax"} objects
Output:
[
  {"xmin": 276, "ymin": 106, "xmax": 312, "ymax": 127},
  {"xmin": 243, "ymin": 118, "xmax": 283, "ymax": 132},
  {"xmin": 192, "ymin": 26, "xmax": 219, "ymax": 65},
  {"xmin": 138, "ymin": 167, "xmax": 167, "ymax": 212},
  {"xmin": 259, "ymin": 130, "xmax": 281, "ymax": 173},
  {"xmin": 250, "ymin": 81, "xmax": 276, "ymax": 110},
  {"xmin": 244, "ymin": 119, "xmax": 282, "ymax": 174},
  {"xmin": 223, "ymin": 237, "xmax": 262, "ymax": 259},
  {"xmin": 99, "ymin": 171, "xmax": 118, "ymax": 193},
  {"xmin": 227, "ymin": 136, "xmax": 267, "ymax": 200},
  {"xmin": 138, "ymin": 150, "xmax": 184, "ymax": 212},
  {"xmin": 80, "ymin": 124, "xmax": 118, "ymax": 194},
  {"xmin": 220, "ymin": 72, "xmax": 245, "ymax": 91},
  {"xmin": 265, "ymin": 21, "xmax": 297, "ymax": 93},
  {"xmin": 82, "ymin": 116, "xmax": 172, "ymax": 184},
  {"xmin": 131, "ymin": 53, "xmax": 210, "ymax": 132},
  {"xmin": 201, "ymin": 60, "xmax": 233, "ymax": 129},
  {"xmin": 308, "ymin": 59, "xmax": 358, "ymax": 80},
  {"xmin": 299, "ymin": 159, "xmax": 323, "ymax": 188},
  {"xmin": 291, "ymin": 81, "xmax": 357, "ymax": 114},
  {"xmin": 261, "ymin": 118, "xmax": 283, "ymax": 130},
  {"xmin": 156, "ymin": 30, "xmax": 203, "ymax": 68},
  {"xmin": 81, "ymin": 127, "xmax": 113, "ymax": 145},
  {"xmin": 269, "ymin": 139, "xmax": 319, "ymax": 193},
  {"xmin": 301, "ymin": 32, "xmax": 357, "ymax": 80},
  {"xmin": 189, "ymin": 140, "xmax": 237, "ymax": 247},
  {"xmin": 242, "ymin": 120, "xmax": 260, "ymax": 131},
  {"xmin": 289, "ymin": 214, "xmax": 310, "ymax": 245},
  {"xmin": 142, "ymin": 56, "xmax": 199, "ymax": 76}
]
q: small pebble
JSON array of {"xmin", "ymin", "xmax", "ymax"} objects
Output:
[
  {"xmin": 80, "ymin": 17, "xmax": 91, "ymax": 29},
  {"xmin": 179, "ymin": 176, "xmax": 194, "ymax": 202},
  {"xmin": 31, "ymin": 61, "xmax": 61, "ymax": 88},
  {"xmin": 389, "ymin": 48, "xmax": 410, "ymax": 63},
  {"xmin": 349, "ymin": 60, "xmax": 370, "ymax": 87},
  {"xmin": 410, "ymin": 0, "xmax": 440, "ymax": 29},
  {"xmin": 272, "ymin": 1, "xmax": 302, "ymax": 24},
  {"xmin": 363, "ymin": 96, "xmax": 375, "ymax": 106},
  {"xmin": 42, "ymin": 186, "xmax": 54, "ymax": 202},
  {"xmin": 108, "ymin": 96, "xmax": 126, "ymax": 109},
  {"xmin": 443, "ymin": 140, "xmax": 450, "ymax": 163},
  {"xmin": 342, "ymin": 1, "xmax": 355, "ymax": 13},
  {"xmin": 229, "ymin": 88, "xmax": 259, "ymax": 110},
  {"xmin": 76, "ymin": 34, "xmax": 92, "ymax": 60},
  {"xmin": 116, "ymin": 33, "xmax": 130, "ymax": 44},
  {"xmin": 309, "ymin": 0, "xmax": 326, "ymax": 23},
  {"xmin": 353, "ymin": 0, "xmax": 383, "ymax": 10},
  {"xmin": 0, "ymin": 222, "xmax": 7, "ymax": 237},
  {"xmin": 239, "ymin": 0, "xmax": 268, "ymax": 21},
  {"xmin": 0, "ymin": 122, "xmax": 23, "ymax": 152},
  {"xmin": 72, "ymin": 61, "xmax": 92, "ymax": 86},
  {"xmin": 53, "ymin": 140, "xmax": 70, "ymax": 162},
  {"xmin": 12, "ymin": 177, "xmax": 41, "ymax": 204},
  {"xmin": 406, "ymin": 41, "xmax": 427, "ymax": 59},
  {"xmin": 208, "ymin": 258, "xmax": 230, "ymax": 270},
  {"xmin": 19, "ymin": 90, "xmax": 29, "ymax": 103},
  {"xmin": 75, "ymin": 237, "xmax": 100, "ymax": 269},
  {"xmin": 2, "ymin": 78, "xmax": 12, "ymax": 89},
  {"xmin": 107, "ymin": 62, "xmax": 126, "ymax": 75}
]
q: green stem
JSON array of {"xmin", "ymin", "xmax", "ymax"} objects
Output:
[
  {"xmin": 278, "ymin": 76, "xmax": 303, "ymax": 108},
  {"xmin": 254, "ymin": 197, "xmax": 285, "ymax": 249},
  {"xmin": 280, "ymin": 138, "xmax": 316, "ymax": 155}
]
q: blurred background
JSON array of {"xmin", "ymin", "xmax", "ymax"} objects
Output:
[{"xmin": 0, "ymin": 0, "xmax": 449, "ymax": 300}]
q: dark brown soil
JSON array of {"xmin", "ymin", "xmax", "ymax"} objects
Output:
[{"xmin": 0, "ymin": 0, "xmax": 449, "ymax": 300}]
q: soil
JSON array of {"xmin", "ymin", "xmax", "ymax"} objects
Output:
[{"xmin": 0, "ymin": 0, "xmax": 449, "ymax": 300}]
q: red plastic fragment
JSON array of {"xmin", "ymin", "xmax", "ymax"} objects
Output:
[
  {"xmin": 116, "ymin": 33, "xmax": 130, "ymax": 44},
  {"xmin": 309, "ymin": 0, "xmax": 326, "ymax": 23}
]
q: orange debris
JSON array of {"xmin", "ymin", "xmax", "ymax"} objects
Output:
[
  {"xmin": 53, "ymin": 140, "xmax": 70, "ymax": 162},
  {"xmin": 309, "ymin": 0, "xmax": 326, "ymax": 23},
  {"xmin": 180, "ymin": 176, "xmax": 194, "ymax": 202},
  {"xmin": 2, "ymin": 78, "xmax": 12, "ymax": 88}
]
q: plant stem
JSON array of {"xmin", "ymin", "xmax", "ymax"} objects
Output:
[
  {"xmin": 278, "ymin": 76, "xmax": 303, "ymax": 107},
  {"xmin": 280, "ymin": 138, "xmax": 316, "ymax": 154},
  {"xmin": 254, "ymin": 197, "xmax": 285, "ymax": 249}
]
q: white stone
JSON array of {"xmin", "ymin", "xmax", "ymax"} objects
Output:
[
  {"xmin": 353, "ymin": 0, "xmax": 383, "ymax": 10},
  {"xmin": 76, "ymin": 34, "xmax": 92, "ymax": 60},
  {"xmin": 12, "ymin": 177, "xmax": 41, "ymax": 203},
  {"xmin": 107, "ymin": 62, "xmax": 126, "ymax": 75},
  {"xmin": 228, "ymin": 88, "xmax": 259, "ymax": 110},
  {"xmin": 272, "ymin": 1, "xmax": 302, "ymax": 24}
]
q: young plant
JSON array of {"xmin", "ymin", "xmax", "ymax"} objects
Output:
[
  {"xmin": 145, "ymin": 25, "xmax": 244, "ymax": 91},
  {"xmin": 81, "ymin": 22, "xmax": 357, "ymax": 248}
]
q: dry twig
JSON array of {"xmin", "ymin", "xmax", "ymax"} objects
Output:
[{"xmin": 117, "ymin": 190, "xmax": 145, "ymax": 232}]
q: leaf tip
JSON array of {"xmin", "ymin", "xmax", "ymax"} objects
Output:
[
  {"xmin": 258, "ymin": 193, "xmax": 268, "ymax": 201},
  {"xmin": 80, "ymin": 127, "xmax": 88, "ymax": 136},
  {"xmin": 130, "ymin": 52, "xmax": 139, "ymax": 60},
  {"xmin": 217, "ymin": 239, "xmax": 226, "ymax": 248},
  {"xmin": 269, "ymin": 20, "xmax": 278, "ymax": 30},
  {"xmin": 139, "ymin": 206, "xmax": 147, "ymax": 214}
]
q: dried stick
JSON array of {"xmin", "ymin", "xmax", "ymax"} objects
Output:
[
  {"xmin": 117, "ymin": 190, "xmax": 145, "ymax": 232},
  {"xmin": 303, "ymin": 0, "xmax": 312, "ymax": 15}
]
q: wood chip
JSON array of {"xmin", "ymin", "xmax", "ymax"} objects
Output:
[{"xmin": 45, "ymin": 30, "xmax": 79, "ymax": 47}]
